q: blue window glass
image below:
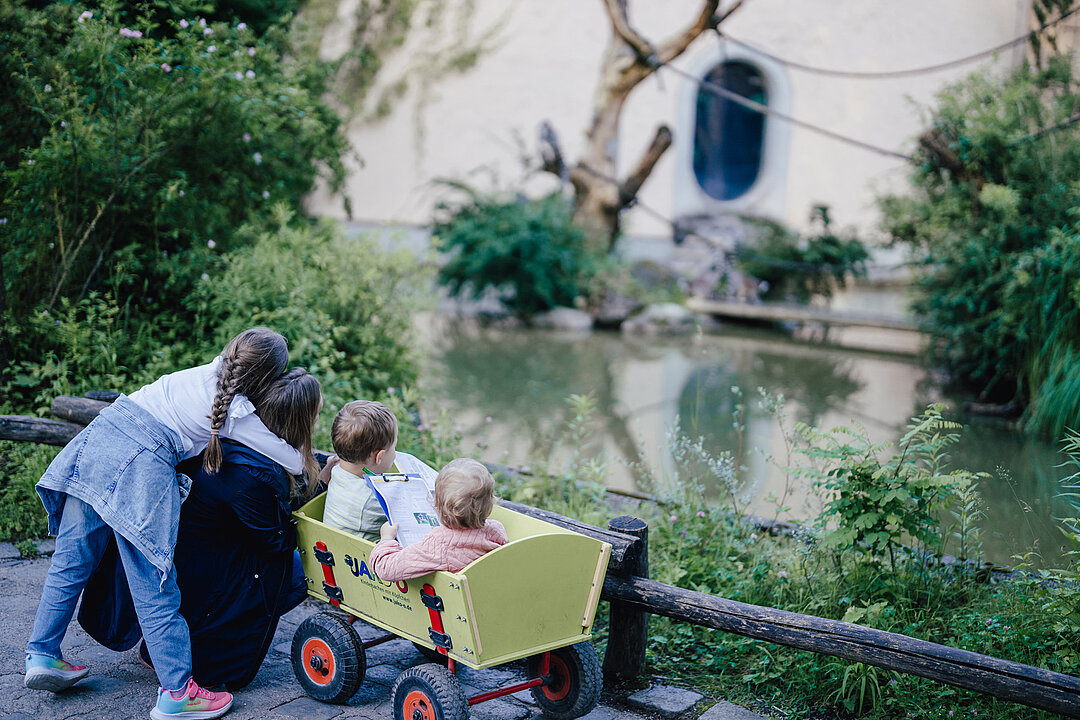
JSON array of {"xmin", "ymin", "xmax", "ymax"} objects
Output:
[{"xmin": 693, "ymin": 61, "xmax": 767, "ymax": 201}]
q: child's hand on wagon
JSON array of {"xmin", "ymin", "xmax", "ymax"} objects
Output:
[
  {"xmin": 379, "ymin": 522, "xmax": 399, "ymax": 542},
  {"xmin": 318, "ymin": 454, "xmax": 340, "ymax": 487}
]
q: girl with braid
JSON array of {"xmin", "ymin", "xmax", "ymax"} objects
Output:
[{"xmin": 25, "ymin": 327, "xmax": 304, "ymax": 720}]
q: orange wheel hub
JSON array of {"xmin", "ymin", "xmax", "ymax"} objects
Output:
[
  {"xmin": 542, "ymin": 655, "xmax": 572, "ymax": 701},
  {"xmin": 402, "ymin": 689, "xmax": 438, "ymax": 720},
  {"xmin": 302, "ymin": 638, "xmax": 336, "ymax": 685}
]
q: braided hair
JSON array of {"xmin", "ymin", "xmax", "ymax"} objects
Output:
[{"xmin": 203, "ymin": 327, "xmax": 289, "ymax": 473}]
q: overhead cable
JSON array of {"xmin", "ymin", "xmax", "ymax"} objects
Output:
[{"xmin": 717, "ymin": 5, "xmax": 1080, "ymax": 80}]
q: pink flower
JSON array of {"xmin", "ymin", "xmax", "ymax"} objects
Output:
[
  {"xmin": 201, "ymin": 273, "xmax": 210, "ymax": 281},
  {"xmin": 119, "ymin": 28, "xmax": 142, "ymax": 38},
  {"xmin": 234, "ymin": 71, "xmax": 244, "ymax": 81},
  {"xmin": 207, "ymin": 45, "xmax": 215, "ymax": 53},
  {"xmin": 179, "ymin": 19, "xmax": 189, "ymax": 28},
  {"xmin": 252, "ymin": 152, "xmax": 262, "ymax": 165},
  {"xmin": 248, "ymin": 46, "xmax": 256, "ymax": 56},
  {"xmin": 203, "ymin": 27, "xmax": 213, "ymax": 36},
  {"xmin": 669, "ymin": 515, "xmax": 678, "ymax": 523},
  {"xmin": 243, "ymin": 133, "xmax": 252, "ymax": 142},
  {"xmin": 696, "ymin": 511, "xmax": 705, "ymax": 518},
  {"xmin": 199, "ymin": 18, "xmax": 206, "ymax": 27},
  {"xmin": 178, "ymin": 190, "xmax": 184, "ymax": 197},
  {"xmin": 245, "ymin": 70, "xmax": 255, "ymax": 79},
  {"xmin": 78, "ymin": 10, "xmax": 92, "ymax": 22},
  {"xmin": 387, "ymin": 387, "xmax": 396, "ymax": 394},
  {"xmin": 207, "ymin": 239, "xmax": 216, "ymax": 249},
  {"xmin": 44, "ymin": 84, "xmax": 51, "ymax": 92},
  {"xmin": 485, "ymin": 416, "xmax": 492, "ymax": 423},
  {"xmin": 777, "ymin": 570, "xmax": 789, "ymax": 578},
  {"xmin": 237, "ymin": 22, "xmax": 247, "ymax": 30},
  {"xmin": 161, "ymin": 63, "xmax": 172, "ymax": 72},
  {"xmin": 262, "ymin": 190, "xmax": 270, "ymax": 199}
]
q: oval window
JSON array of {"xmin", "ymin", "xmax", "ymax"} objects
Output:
[{"xmin": 693, "ymin": 61, "xmax": 767, "ymax": 201}]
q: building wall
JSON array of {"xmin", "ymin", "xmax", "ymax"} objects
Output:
[{"xmin": 305, "ymin": 0, "xmax": 1031, "ymax": 241}]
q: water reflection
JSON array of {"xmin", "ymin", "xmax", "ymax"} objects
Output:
[{"xmin": 415, "ymin": 314, "xmax": 1072, "ymax": 565}]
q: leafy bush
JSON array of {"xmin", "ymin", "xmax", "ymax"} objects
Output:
[
  {"xmin": 1, "ymin": 1, "xmax": 346, "ymax": 407},
  {"xmin": 737, "ymin": 206, "xmax": 869, "ymax": 303},
  {"xmin": 879, "ymin": 56, "xmax": 1080, "ymax": 435},
  {"xmin": 433, "ymin": 188, "xmax": 603, "ymax": 319},
  {"xmin": 795, "ymin": 405, "xmax": 985, "ymax": 568},
  {"xmin": 188, "ymin": 205, "xmax": 433, "ymax": 403}
]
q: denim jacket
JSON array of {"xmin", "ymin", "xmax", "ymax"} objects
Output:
[{"xmin": 37, "ymin": 395, "xmax": 189, "ymax": 583}]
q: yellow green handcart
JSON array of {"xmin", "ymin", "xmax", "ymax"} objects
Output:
[{"xmin": 290, "ymin": 492, "xmax": 612, "ymax": 720}]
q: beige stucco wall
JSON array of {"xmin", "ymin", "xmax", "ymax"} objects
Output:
[{"xmin": 305, "ymin": 0, "xmax": 1031, "ymax": 241}]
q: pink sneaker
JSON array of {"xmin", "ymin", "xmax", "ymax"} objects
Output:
[{"xmin": 150, "ymin": 678, "xmax": 233, "ymax": 720}]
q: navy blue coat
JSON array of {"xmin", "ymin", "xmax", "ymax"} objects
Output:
[{"xmin": 80, "ymin": 439, "xmax": 307, "ymax": 689}]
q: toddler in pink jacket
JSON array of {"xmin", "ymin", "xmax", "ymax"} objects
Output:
[{"xmin": 370, "ymin": 458, "xmax": 508, "ymax": 580}]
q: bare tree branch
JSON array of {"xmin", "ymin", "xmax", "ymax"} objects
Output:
[
  {"xmin": 601, "ymin": 0, "xmax": 654, "ymax": 61},
  {"xmin": 657, "ymin": 0, "xmax": 728, "ymax": 65},
  {"xmin": 620, "ymin": 125, "xmax": 673, "ymax": 204}
]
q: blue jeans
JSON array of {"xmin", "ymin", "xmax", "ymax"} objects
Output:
[{"xmin": 28, "ymin": 495, "xmax": 192, "ymax": 693}]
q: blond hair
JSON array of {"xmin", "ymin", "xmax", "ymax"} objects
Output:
[
  {"xmin": 331, "ymin": 400, "xmax": 397, "ymax": 464},
  {"xmin": 434, "ymin": 458, "xmax": 495, "ymax": 530},
  {"xmin": 255, "ymin": 367, "xmax": 322, "ymax": 500},
  {"xmin": 204, "ymin": 327, "xmax": 289, "ymax": 473}
]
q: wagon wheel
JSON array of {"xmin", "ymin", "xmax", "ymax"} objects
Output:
[
  {"xmin": 527, "ymin": 642, "xmax": 602, "ymax": 720},
  {"xmin": 391, "ymin": 663, "xmax": 467, "ymax": 720},
  {"xmin": 291, "ymin": 612, "xmax": 366, "ymax": 703}
]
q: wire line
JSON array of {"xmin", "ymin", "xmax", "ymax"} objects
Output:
[
  {"xmin": 658, "ymin": 61, "xmax": 916, "ymax": 161},
  {"xmin": 717, "ymin": 5, "xmax": 1080, "ymax": 80}
]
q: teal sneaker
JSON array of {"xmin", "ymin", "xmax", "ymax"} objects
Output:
[
  {"xmin": 24, "ymin": 653, "xmax": 89, "ymax": 692},
  {"xmin": 150, "ymin": 678, "xmax": 233, "ymax": 720}
]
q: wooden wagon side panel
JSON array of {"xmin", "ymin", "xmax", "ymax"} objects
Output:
[
  {"xmin": 294, "ymin": 494, "xmax": 480, "ymax": 666},
  {"xmin": 461, "ymin": 530, "xmax": 610, "ymax": 667}
]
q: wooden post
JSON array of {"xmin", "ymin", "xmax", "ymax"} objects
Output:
[{"xmin": 603, "ymin": 515, "xmax": 648, "ymax": 681}]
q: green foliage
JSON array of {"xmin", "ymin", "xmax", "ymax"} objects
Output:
[
  {"xmin": 1, "ymin": 0, "xmax": 347, "ymax": 406},
  {"xmin": 797, "ymin": 405, "xmax": 985, "ymax": 566},
  {"xmin": 0, "ymin": 442, "xmax": 55, "ymax": 543},
  {"xmin": 879, "ymin": 56, "xmax": 1080, "ymax": 435},
  {"xmin": 189, "ymin": 205, "xmax": 432, "ymax": 400},
  {"xmin": 434, "ymin": 188, "xmax": 603, "ymax": 319},
  {"xmin": 737, "ymin": 206, "xmax": 869, "ymax": 302}
]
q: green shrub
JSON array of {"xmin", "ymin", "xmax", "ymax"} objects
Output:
[
  {"xmin": 0, "ymin": 442, "xmax": 55, "ymax": 542},
  {"xmin": 880, "ymin": 56, "xmax": 1080, "ymax": 435},
  {"xmin": 796, "ymin": 405, "xmax": 985, "ymax": 568},
  {"xmin": 1, "ymin": 1, "xmax": 346, "ymax": 407},
  {"xmin": 189, "ymin": 205, "xmax": 433, "ymax": 404},
  {"xmin": 433, "ymin": 188, "xmax": 603, "ymax": 319},
  {"xmin": 737, "ymin": 206, "xmax": 869, "ymax": 303}
]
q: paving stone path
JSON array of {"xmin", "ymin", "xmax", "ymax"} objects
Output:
[{"xmin": 0, "ymin": 543, "xmax": 766, "ymax": 720}]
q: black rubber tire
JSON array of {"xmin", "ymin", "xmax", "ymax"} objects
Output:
[
  {"xmin": 527, "ymin": 642, "xmax": 602, "ymax": 720},
  {"xmin": 291, "ymin": 612, "xmax": 366, "ymax": 703},
  {"xmin": 391, "ymin": 663, "xmax": 467, "ymax": 720},
  {"xmin": 411, "ymin": 641, "xmax": 449, "ymax": 665}
]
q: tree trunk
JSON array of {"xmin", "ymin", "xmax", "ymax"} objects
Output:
[{"xmin": 544, "ymin": 1, "xmax": 739, "ymax": 252}]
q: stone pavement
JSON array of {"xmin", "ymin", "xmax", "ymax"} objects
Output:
[{"xmin": 0, "ymin": 543, "xmax": 766, "ymax": 720}]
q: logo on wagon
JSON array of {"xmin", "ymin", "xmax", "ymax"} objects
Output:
[{"xmin": 344, "ymin": 554, "xmax": 408, "ymax": 593}]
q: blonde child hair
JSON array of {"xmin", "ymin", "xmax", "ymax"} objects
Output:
[{"xmin": 433, "ymin": 458, "xmax": 495, "ymax": 530}]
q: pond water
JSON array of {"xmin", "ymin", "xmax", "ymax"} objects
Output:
[{"xmin": 414, "ymin": 312, "xmax": 1076, "ymax": 567}]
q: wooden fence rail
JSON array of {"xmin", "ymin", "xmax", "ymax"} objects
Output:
[{"xmin": 5, "ymin": 394, "xmax": 1080, "ymax": 717}]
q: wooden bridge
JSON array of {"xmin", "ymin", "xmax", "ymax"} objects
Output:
[{"xmin": 5, "ymin": 394, "xmax": 1080, "ymax": 718}]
